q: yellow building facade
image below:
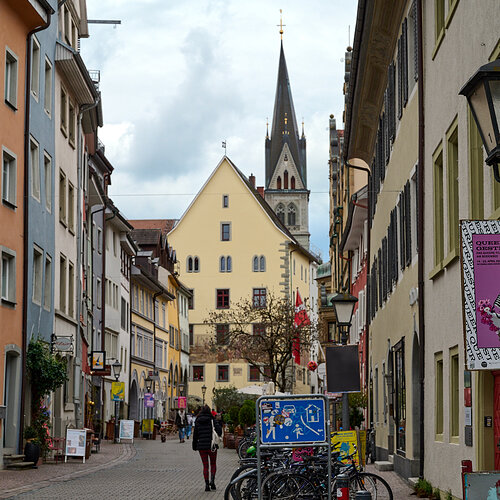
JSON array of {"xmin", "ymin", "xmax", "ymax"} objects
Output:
[{"xmin": 168, "ymin": 157, "xmax": 317, "ymax": 407}]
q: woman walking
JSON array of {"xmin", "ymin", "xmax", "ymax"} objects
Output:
[
  {"xmin": 175, "ymin": 409, "xmax": 187, "ymax": 443},
  {"xmin": 192, "ymin": 405, "xmax": 222, "ymax": 491}
]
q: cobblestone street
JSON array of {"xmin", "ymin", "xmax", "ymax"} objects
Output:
[{"xmin": 0, "ymin": 436, "xmax": 417, "ymax": 499}]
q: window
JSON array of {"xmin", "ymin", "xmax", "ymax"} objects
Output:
[
  {"xmin": 192, "ymin": 365, "xmax": 204, "ymax": 381},
  {"xmin": 187, "ymin": 256, "xmax": 193, "ymax": 272},
  {"xmin": 253, "ymin": 256, "xmax": 259, "ymax": 272},
  {"xmin": 189, "ymin": 324, "xmax": 194, "ymax": 346},
  {"xmin": 394, "ymin": 340, "xmax": 406, "ymax": 453},
  {"xmin": 375, "ymin": 367, "xmax": 379, "ymax": 423},
  {"xmin": 162, "ymin": 302, "xmax": 166, "ymax": 327},
  {"xmin": 32, "ymin": 246, "xmax": 43, "ymax": 304},
  {"xmin": 60, "ymin": 87, "xmax": 67, "ymax": 134},
  {"xmin": 121, "ymin": 297, "xmax": 127, "ymax": 329},
  {"xmin": 435, "ymin": 0, "xmax": 445, "ymax": 44},
  {"xmin": 188, "ymin": 290, "xmax": 194, "ymax": 309},
  {"xmin": 105, "ymin": 330, "xmax": 118, "ymax": 359},
  {"xmin": 253, "ymin": 288, "xmax": 266, "ymax": 308},
  {"xmin": 221, "ymin": 222, "xmax": 231, "ymax": 241},
  {"xmin": 59, "ymin": 171, "xmax": 66, "ymax": 224},
  {"xmin": 446, "ymin": 119, "xmax": 459, "ymax": 260},
  {"xmin": 216, "ymin": 289, "xmax": 229, "ymax": 309},
  {"xmin": 223, "ymin": 194, "xmax": 229, "ymax": 207},
  {"xmin": 435, "ymin": 352, "xmax": 444, "ymax": 438},
  {"xmin": 217, "ymin": 364, "xmax": 229, "ymax": 382},
  {"xmin": 68, "ymin": 261, "xmax": 74, "ymax": 317},
  {"xmin": 68, "ymin": 101, "xmax": 75, "ymax": 146},
  {"xmin": 31, "ymin": 37, "xmax": 40, "ymax": 98},
  {"xmin": 194, "ymin": 256, "xmax": 199, "ymax": 272},
  {"xmin": 2, "ymin": 148, "xmax": 16, "ymax": 207},
  {"xmin": 249, "ymin": 365, "xmax": 260, "ymax": 382},
  {"xmin": 216, "ymin": 324, "xmax": 229, "ymax": 345},
  {"xmin": 284, "ymin": 170, "xmax": 288, "ymax": 189},
  {"xmin": 44, "ymin": 58, "xmax": 52, "ymax": 115},
  {"xmin": 220, "ymin": 256, "xmax": 232, "ymax": 272},
  {"xmin": 169, "ymin": 325, "xmax": 174, "ymax": 347},
  {"xmin": 43, "ymin": 153, "xmax": 51, "ymax": 212},
  {"xmin": 96, "ymin": 277, "xmax": 101, "ymax": 308},
  {"xmin": 291, "ymin": 176, "xmax": 295, "ymax": 189},
  {"xmin": 468, "ymin": 108, "xmax": 484, "ymax": 219},
  {"xmin": 276, "ymin": 203, "xmax": 285, "ymax": 224},
  {"xmin": 43, "ymin": 255, "xmax": 51, "ymax": 310},
  {"xmin": 97, "ymin": 228, "xmax": 102, "ymax": 254},
  {"xmin": 277, "ymin": 176, "xmax": 282, "ymax": 189},
  {"xmin": 432, "ymin": 144, "xmax": 444, "ymax": 271},
  {"xmin": 259, "ymin": 256, "xmax": 266, "ymax": 272},
  {"xmin": 59, "ymin": 254, "xmax": 67, "ymax": 313},
  {"xmin": 5, "ymin": 49, "xmax": 18, "ymax": 107},
  {"xmin": 30, "ymin": 139, "xmax": 40, "ymax": 200},
  {"xmin": 68, "ymin": 182, "xmax": 74, "ymax": 231},
  {"xmin": 450, "ymin": 348, "xmax": 459, "ymax": 440},
  {"xmin": 227, "ymin": 256, "xmax": 232, "ymax": 272},
  {"xmin": 1, "ymin": 248, "xmax": 16, "ymax": 304},
  {"xmin": 64, "ymin": 6, "xmax": 71, "ymax": 45},
  {"xmin": 253, "ymin": 255, "xmax": 265, "ymax": 272},
  {"xmin": 287, "ymin": 204, "xmax": 297, "ymax": 226},
  {"xmin": 252, "ymin": 323, "xmax": 265, "ymax": 336}
]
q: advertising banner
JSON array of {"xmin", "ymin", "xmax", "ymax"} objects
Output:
[
  {"xmin": 111, "ymin": 382, "xmax": 125, "ymax": 401},
  {"xmin": 65, "ymin": 429, "xmax": 86, "ymax": 458},
  {"xmin": 119, "ymin": 420, "xmax": 135, "ymax": 441},
  {"xmin": 178, "ymin": 396, "xmax": 187, "ymax": 409},
  {"xmin": 331, "ymin": 430, "xmax": 366, "ymax": 466},
  {"xmin": 461, "ymin": 221, "xmax": 500, "ymax": 369},
  {"xmin": 144, "ymin": 393, "xmax": 154, "ymax": 408}
]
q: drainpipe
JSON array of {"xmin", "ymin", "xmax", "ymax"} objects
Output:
[
  {"xmin": 416, "ymin": 0, "xmax": 425, "ymax": 479},
  {"xmin": 346, "ymin": 161, "xmax": 371, "ymax": 419},
  {"xmin": 76, "ymin": 95, "xmax": 100, "ymax": 429},
  {"xmin": 21, "ymin": 2, "xmax": 54, "ymax": 454}
]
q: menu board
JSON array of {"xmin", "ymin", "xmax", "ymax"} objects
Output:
[
  {"xmin": 65, "ymin": 429, "xmax": 86, "ymax": 458},
  {"xmin": 119, "ymin": 420, "xmax": 135, "ymax": 441}
]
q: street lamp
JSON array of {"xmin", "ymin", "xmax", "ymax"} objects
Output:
[
  {"xmin": 111, "ymin": 360, "xmax": 122, "ymax": 443},
  {"xmin": 178, "ymin": 382, "xmax": 185, "ymax": 397},
  {"xmin": 459, "ymin": 60, "xmax": 500, "ymax": 181},
  {"xmin": 201, "ymin": 384, "xmax": 207, "ymax": 406},
  {"xmin": 330, "ymin": 291, "xmax": 358, "ymax": 430}
]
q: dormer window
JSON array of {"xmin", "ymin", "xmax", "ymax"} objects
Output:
[
  {"xmin": 284, "ymin": 170, "xmax": 288, "ymax": 189},
  {"xmin": 284, "ymin": 154, "xmax": 288, "ymax": 161}
]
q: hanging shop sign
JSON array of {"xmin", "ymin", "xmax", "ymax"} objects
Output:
[
  {"xmin": 90, "ymin": 351, "xmax": 106, "ymax": 371},
  {"xmin": 51, "ymin": 335, "xmax": 73, "ymax": 353},
  {"xmin": 460, "ymin": 220, "xmax": 500, "ymax": 369}
]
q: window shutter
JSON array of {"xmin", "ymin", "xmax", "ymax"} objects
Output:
[
  {"xmin": 402, "ymin": 18, "xmax": 408, "ymax": 107},
  {"xmin": 389, "ymin": 63, "xmax": 396, "ymax": 142},
  {"xmin": 405, "ymin": 181, "xmax": 412, "ymax": 265},
  {"xmin": 378, "ymin": 249, "xmax": 383, "ymax": 308},
  {"xmin": 388, "ymin": 219, "xmax": 393, "ymax": 287},
  {"xmin": 384, "ymin": 109, "xmax": 390, "ymax": 166},
  {"xmin": 380, "ymin": 117, "xmax": 386, "ymax": 180},
  {"xmin": 412, "ymin": 0, "xmax": 418, "ymax": 81},
  {"xmin": 397, "ymin": 37, "xmax": 402, "ymax": 120},
  {"xmin": 382, "ymin": 237, "xmax": 388, "ymax": 301}
]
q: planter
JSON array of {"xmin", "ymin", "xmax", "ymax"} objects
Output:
[
  {"xmin": 225, "ymin": 434, "xmax": 236, "ymax": 449},
  {"xmin": 24, "ymin": 441, "xmax": 40, "ymax": 467}
]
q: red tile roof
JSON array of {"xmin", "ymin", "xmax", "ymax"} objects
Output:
[{"xmin": 129, "ymin": 219, "xmax": 177, "ymax": 234}]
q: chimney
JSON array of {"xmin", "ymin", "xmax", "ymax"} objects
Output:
[
  {"xmin": 249, "ymin": 173, "xmax": 256, "ymax": 188},
  {"xmin": 257, "ymin": 186, "xmax": 265, "ymax": 198}
]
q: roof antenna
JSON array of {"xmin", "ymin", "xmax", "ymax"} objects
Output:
[{"xmin": 222, "ymin": 141, "xmax": 227, "ymax": 155}]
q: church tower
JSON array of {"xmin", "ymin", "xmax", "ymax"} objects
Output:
[{"xmin": 264, "ymin": 33, "xmax": 310, "ymax": 248}]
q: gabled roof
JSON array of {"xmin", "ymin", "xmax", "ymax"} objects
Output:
[
  {"xmin": 130, "ymin": 219, "xmax": 177, "ymax": 234},
  {"xmin": 131, "ymin": 228, "xmax": 162, "ymax": 246}
]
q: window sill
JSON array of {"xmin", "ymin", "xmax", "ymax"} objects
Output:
[
  {"xmin": 60, "ymin": 126, "xmax": 68, "ymax": 138},
  {"xmin": 449, "ymin": 435, "xmax": 459, "ymax": 444},
  {"xmin": 31, "ymin": 91, "xmax": 39, "ymax": 103},
  {"xmin": 443, "ymin": 248, "xmax": 459, "ymax": 269},
  {"xmin": 68, "ymin": 226, "xmax": 75, "ymax": 236},
  {"xmin": 59, "ymin": 218, "xmax": 67, "ymax": 228},
  {"xmin": 1, "ymin": 297, "xmax": 17, "ymax": 307},
  {"xmin": 44, "ymin": 108, "xmax": 51, "ymax": 119},
  {"xmin": 2, "ymin": 199, "xmax": 17, "ymax": 210},
  {"xmin": 445, "ymin": 0, "xmax": 459, "ymax": 28},
  {"xmin": 489, "ymin": 206, "xmax": 500, "ymax": 220},
  {"xmin": 432, "ymin": 30, "xmax": 445, "ymax": 61},
  {"xmin": 4, "ymin": 99, "xmax": 17, "ymax": 111},
  {"xmin": 429, "ymin": 263, "xmax": 444, "ymax": 280},
  {"xmin": 69, "ymin": 138, "xmax": 76, "ymax": 150},
  {"xmin": 434, "ymin": 433, "xmax": 444, "ymax": 442}
]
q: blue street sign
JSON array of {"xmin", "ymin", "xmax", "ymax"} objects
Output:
[{"xmin": 259, "ymin": 397, "xmax": 327, "ymax": 445}]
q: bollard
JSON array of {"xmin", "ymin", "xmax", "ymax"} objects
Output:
[
  {"xmin": 355, "ymin": 491, "xmax": 372, "ymax": 499},
  {"xmin": 336, "ymin": 473, "xmax": 349, "ymax": 500}
]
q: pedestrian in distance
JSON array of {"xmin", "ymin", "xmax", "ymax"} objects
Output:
[
  {"xmin": 192, "ymin": 404, "xmax": 223, "ymax": 492},
  {"xmin": 175, "ymin": 408, "xmax": 187, "ymax": 443},
  {"xmin": 186, "ymin": 410, "xmax": 193, "ymax": 439}
]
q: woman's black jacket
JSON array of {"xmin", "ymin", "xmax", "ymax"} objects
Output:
[{"xmin": 192, "ymin": 413, "xmax": 222, "ymax": 451}]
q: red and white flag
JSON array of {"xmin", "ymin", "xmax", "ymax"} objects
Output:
[{"xmin": 293, "ymin": 289, "xmax": 310, "ymax": 364}]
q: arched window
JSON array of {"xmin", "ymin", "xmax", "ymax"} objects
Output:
[
  {"xmin": 194, "ymin": 257, "xmax": 199, "ymax": 272},
  {"xmin": 287, "ymin": 204, "xmax": 297, "ymax": 226},
  {"xmin": 276, "ymin": 204, "xmax": 285, "ymax": 224},
  {"xmin": 187, "ymin": 256, "xmax": 193, "ymax": 272},
  {"xmin": 253, "ymin": 256, "xmax": 259, "ymax": 272},
  {"xmin": 284, "ymin": 170, "xmax": 288, "ymax": 189},
  {"xmin": 291, "ymin": 176, "xmax": 295, "ymax": 189},
  {"xmin": 220, "ymin": 256, "xmax": 226, "ymax": 272},
  {"xmin": 227, "ymin": 256, "xmax": 232, "ymax": 272},
  {"xmin": 259, "ymin": 256, "xmax": 266, "ymax": 272},
  {"xmin": 277, "ymin": 176, "xmax": 282, "ymax": 189}
]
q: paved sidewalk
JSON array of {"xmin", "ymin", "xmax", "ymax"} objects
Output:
[
  {"xmin": 0, "ymin": 440, "xmax": 135, "ymax": 499},
  {"xmin": 365, "ymin": 464, "xmax": 415, "ymax": 499},
  {"xmin": 4, "ymin": 437, "xmax": 240, "ymax": 499}
]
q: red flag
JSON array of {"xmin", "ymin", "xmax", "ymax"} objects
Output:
[{"xmin": 293, "ymin": 290, "xmax": 310, "ymax": 364}]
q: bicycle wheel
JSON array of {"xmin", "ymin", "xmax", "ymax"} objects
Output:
[
  {"xmin": 238, "ymin": 439, "xmax": 254, "ymax": 459},
  {"xmin": 263, "ymin": 472, "xmax": 318, "ymax": 499},
  {"xmin": 350, "ymin": 472, "xmax": 393, "ymax": 500}
]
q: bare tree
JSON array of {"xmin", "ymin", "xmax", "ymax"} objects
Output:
[{"xmin": 204, "ymin": 292, "xmax": 317, "ymax": 393}]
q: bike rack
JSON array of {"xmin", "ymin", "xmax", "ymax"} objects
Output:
[{"xmin": 255, "ymin": 394, "xmax": 332, "ymax": 500}]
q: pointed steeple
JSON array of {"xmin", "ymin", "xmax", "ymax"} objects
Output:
[{"xmin": 265, "ymin": 41, "xmax": 306, "ymax": 189}]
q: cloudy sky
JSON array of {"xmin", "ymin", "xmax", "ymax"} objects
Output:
[{"xmin": 80, "ymin": 0, "xmax": 357, "ymax": 260}]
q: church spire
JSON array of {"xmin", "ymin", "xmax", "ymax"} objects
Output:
[{"xmin": 265, "ymin": 40, "xmax": 306, "ymax": 189}]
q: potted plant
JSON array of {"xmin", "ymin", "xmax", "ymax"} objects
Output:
[{"xmin": 23, "ymin": 426, "xmax": 41, "ymax": 467}]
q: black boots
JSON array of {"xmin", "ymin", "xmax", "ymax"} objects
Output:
[
  {"xmin": 210, "ymin": 478, "xmax": 216, "ymax": 490},
  {"xmin": 205, "ymin": 480, "xmax": 210, "ymax": 492}
]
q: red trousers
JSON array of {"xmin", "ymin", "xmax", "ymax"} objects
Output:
[{"xmin": 198, "ymin": 449, "xmax": 217, "ymax": 480}]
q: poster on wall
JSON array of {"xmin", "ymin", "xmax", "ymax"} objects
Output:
[
  {"xmin": 65, "ymin": 428, "xmax": 86, "ymax": 462},
  {"xmin": 461, "ymin": 220, "xmax": 500, "ymax": 369}
]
